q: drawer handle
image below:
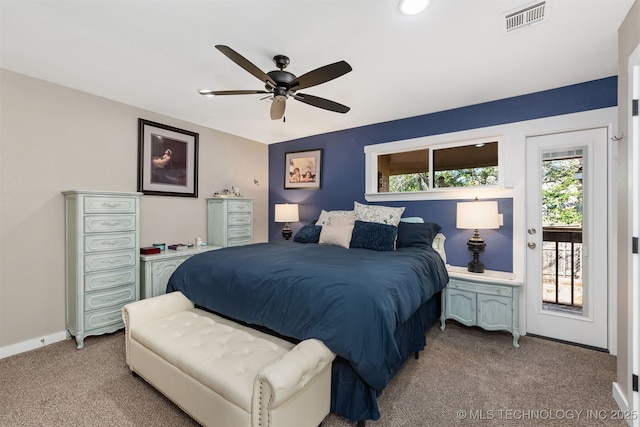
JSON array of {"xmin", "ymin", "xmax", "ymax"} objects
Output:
[
  {"xmin": 101, "ymin": 202, "xmax": 122, "ymax": 208},
  {"xmin": 102, "ymin": 293, "xmax": 126, "ymax": 303},
  {"xmin": 103, "ymin": 239, "xmax": 126, "ymax": 246},
  {"xmin": 101, "ymin": 221, "xmax": 120, "ymax": 227},
  {"xmin": 496, "ymin": 289, "xmax": 502, "ymax": 294},
  {"xmin": 95, "ymin": 312, "xmax": 120, "ymax": 323}
]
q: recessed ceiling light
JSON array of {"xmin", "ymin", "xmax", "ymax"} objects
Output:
[{"xmin": 398, "ymin": 0, "xmax": 431, "ymax": 15}]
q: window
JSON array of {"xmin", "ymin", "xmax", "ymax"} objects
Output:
[{"xmin": 365, "ymin": 135, "xmax": 503, "ymax": 200}]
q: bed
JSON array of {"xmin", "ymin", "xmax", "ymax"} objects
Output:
[{"xmin": 166, "ymin": 206, "xmax": 449, "ymax": 423}]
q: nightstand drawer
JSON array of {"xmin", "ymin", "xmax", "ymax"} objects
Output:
[
  {"xmin": 84, "ymin": 215, "xmax": 136, "ymax": 233},
  {"xmin": 448, "ymin": 278, "xmax": 512, "ymax": 297},
  {"xmin": 84, "ymin": 196, "xmax": 137, "ymax": 214}
]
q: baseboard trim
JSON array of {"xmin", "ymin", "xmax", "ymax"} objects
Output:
[
  {"xmin": 611, "ymin": 382, "xmax": 633, "ymax": 425},
  {"xmin": 0, "ymin": 331, "xmax": 68, "ymax": 359},
  {"xmin": 612, "ymin": 381, "xmax": 629, "ymax": 413}
]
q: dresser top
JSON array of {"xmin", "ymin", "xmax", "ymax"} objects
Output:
[
  {"xmin": 446, "ymin": 265, "xmax": 523, "ymax": 285},
  {"xmin": 62, "ymin": 190, "xmax": 143, "ymax": 196},
  {"xmin": 140, "ymin": 245, "xmax": 220, "ymax": 261}
]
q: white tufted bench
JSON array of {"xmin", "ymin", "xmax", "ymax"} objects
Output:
[{"xmin": 122, "ymin": 291, "xmax": 335, "ymax": 427}]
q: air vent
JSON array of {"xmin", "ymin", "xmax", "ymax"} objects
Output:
[
  {"xmin": 504, "ymin": 1, "xmax": 547, "ymax": 33},
  {"xmin": 542, "ymin": 148, "xmax": 583, "ymax": 161}
]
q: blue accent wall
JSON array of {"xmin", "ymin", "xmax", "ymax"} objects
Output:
[{"xmin": 268, "ymin": 76, "xmax": 617, "ymax": 272}]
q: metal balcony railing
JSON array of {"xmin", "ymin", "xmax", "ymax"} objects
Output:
[{"xmin": 542, "ymin": 227, "xmax": 583, "ymax": 310}]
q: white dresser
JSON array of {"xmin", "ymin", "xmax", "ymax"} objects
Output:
[
  {"xmin": 440, "ymin": 266, "xmax": 522, "ymax": 348},
  {"xmin": 63, "ymin": 190, "xmax": 141, "ymax": 349},
  {"xmin": 140, "ymin": 246, "xmax": 220, "ymax": 299},
  {"xmin": 207, "ymin": 197, "xmax": 253, "ymax": 247}
]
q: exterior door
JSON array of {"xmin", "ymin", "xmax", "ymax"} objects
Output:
[
  {"xmin": 630, "ymin": 54, "xmax": 639, "ymax": 427},
  {"xmin": 525, "ymin": 127, "xmax": 608, "ymax": 349}
]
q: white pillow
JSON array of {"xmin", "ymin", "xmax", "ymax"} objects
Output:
[
  {"xmin": 354, "ymin": 201, "xmax": 405, "ymax": 226},
  {"xmin": 318, "ymin": 224, "xmax": 354, "ymax": 249},
  {"xmin": 316, "ymin": 209, "xmax": 355, "ymax": 226}
]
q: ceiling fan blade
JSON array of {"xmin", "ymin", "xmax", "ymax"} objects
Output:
[
  {"xmin": 270, "ymin": 97, "xmax": 286, "ymax": 120},
  {"xmin": 215, "ymin": 45, "xmax": 276, "ymax": 87},
  {"xmin": 199, "ymin": 89, "xmax": 271, "ymax": 97},
  {"xmin": 289, "ymin": 61, "xmax": 352, "ymax": 91},
  {"xmin": 294, "ymin": 93, "xmax": 350, "ymax": 113}
]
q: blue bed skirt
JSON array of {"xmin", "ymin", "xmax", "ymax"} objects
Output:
[{"xmin": 329, "ymin": 294, "xmax": 441, "ymax": 421}]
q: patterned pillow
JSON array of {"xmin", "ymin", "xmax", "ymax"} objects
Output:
[
  {"xmin": 354, "ymin": 201, "xmax": 405, "ymax": 226},
  {"xmin": 318, "ymin": 224, "xmax": 354, "ymax": 249},
  {"xmin": 350, "ymin": 221, "xmax": 398, "ymax": 251},
  {"xmin": 293, "ymin": 225, "xmax": 322, "ymax": 243},
  {"xmin": 316, "ymin": 209, "xmax": 355, "ymax": 226}
]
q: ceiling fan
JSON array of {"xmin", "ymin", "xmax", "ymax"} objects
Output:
[{"xmin": 199, "ymin": 45, "xmax": 352, "ymax": 120}]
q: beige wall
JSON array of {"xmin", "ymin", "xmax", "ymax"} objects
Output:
[
  {"xmin": 0, "ymin": 69, "xmax": 268, "ymax": 349},
  {"xmin": 616, "ymin": 0, "xmax": 640, "ymax": 407}
]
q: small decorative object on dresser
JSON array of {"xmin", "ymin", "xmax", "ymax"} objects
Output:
[
  {"xmin": 140, "ymin": 245, "xmax": 220, "ymax": 299},
  {"xmin": 441, "ymin": 265, "xmax": 522, "ymax": 348},
  {"xmin": 62, "ymin": 190, "xmax": 142, "ymax": 349},
  {"xmin": 207, "ymin": 197, "xmax": 253, "ymax": 247}
]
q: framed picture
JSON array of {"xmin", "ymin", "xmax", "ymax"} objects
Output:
[
  {"xmin": 285, "ymin": 149, "xmax": 322, "ymax": 190},
  {"xmin": 138, "ymin": 119, "xmax": 198, "ymax": 197}
]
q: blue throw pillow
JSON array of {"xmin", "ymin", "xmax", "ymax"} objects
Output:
[
  {"xmin": 396, "ymin": 222, "xmax": 442, "ymax": 248},
  {"xmin": 350, "ymin": 220, "xmax": 398, "ymax": 251},
  {"xmin": 293, "ymin": 225, "xmax": 322, "ymax": 243}
]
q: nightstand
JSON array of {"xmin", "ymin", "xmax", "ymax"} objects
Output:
[
  {"xmin": 441, "ymin": 265, "xmax": 522, "ymax": 348},
  {"xmin": 140, "ymin": 246, "xmax": 220, "ymax": 299}
]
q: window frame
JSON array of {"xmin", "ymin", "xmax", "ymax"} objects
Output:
[{"xmin": 364, "ymin": 135, "xmax": 505, "ymax": 202}]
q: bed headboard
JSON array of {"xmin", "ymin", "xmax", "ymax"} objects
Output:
[{"xmin": 432, "ymin": 233, "xmax": 447, "ymax": 263}]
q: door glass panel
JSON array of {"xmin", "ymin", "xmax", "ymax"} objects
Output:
[{"xmin": 540, "ymin": 149, "xmax": 584, "ymax": 315}]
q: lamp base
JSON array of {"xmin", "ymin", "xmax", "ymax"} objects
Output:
[
  {"xmin": 281, "ymin": 227, "xmax": 293, "ymax": 240},
  {"xmin": 466, "ymin": 232, "xmax": 486, "ymax": 273},
  {"xmin": 467, "ymin": 260, "xmax": 485, "ymax": 273}
]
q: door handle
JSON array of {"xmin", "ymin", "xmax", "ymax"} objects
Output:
[{"xmin": 528, "ymin": 242, "xmax": 536, "ymax": 249}]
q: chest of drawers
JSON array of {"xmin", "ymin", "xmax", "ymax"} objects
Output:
[
  {"xmin": 63, "ymin": 190, "xmax": 141, "ymax": 349},
  {"xmin": 207, "ymin": 197, "xmax": 253, "ymax": 247}
]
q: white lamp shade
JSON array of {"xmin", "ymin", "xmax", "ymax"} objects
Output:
[
  {"xmin": 456, "ymin": 200, "xmax": 500, "ymax": 230},
  {"xmin": 274, "ymin": 203, "xmax": 299, "ymax": 223}
]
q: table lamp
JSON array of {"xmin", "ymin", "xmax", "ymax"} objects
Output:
[
  {"xmin": 456, "ymin": 199, "xmax": 500, "ymax": 273},
  {"xmin": 274, "ymin": 203, "xmax": 299, "ymax": 240}
]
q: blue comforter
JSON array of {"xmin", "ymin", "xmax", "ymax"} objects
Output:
[{"xmin": 167, "ymin": 242, "xmax": 448, "ymax": 415}]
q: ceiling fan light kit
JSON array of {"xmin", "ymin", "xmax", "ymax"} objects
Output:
[{"xmin": 199, "ymin": 45, "xmax": 352, "ymax": 120}]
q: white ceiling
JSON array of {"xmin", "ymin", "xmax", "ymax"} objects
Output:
[{"xmin": 0, "ymin": 0, "xmax": 634, "ymax": 144}]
